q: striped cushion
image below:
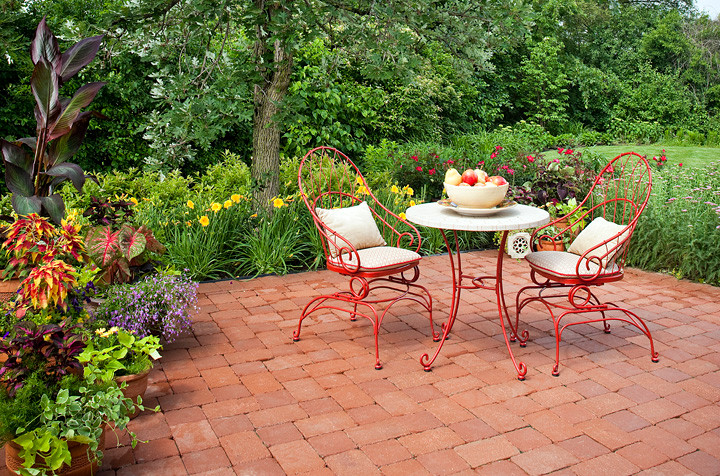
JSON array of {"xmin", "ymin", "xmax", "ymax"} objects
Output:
[
  {"xmin": 526, "ymin": 250, "xmax": 620, "ymax": 279},
  {"xmin": 328, "ymin": 246, "xmax": 421, "ymax": 271}
]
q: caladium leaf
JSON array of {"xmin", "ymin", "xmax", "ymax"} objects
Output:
[
  {"xmin": 30, "ymin": 17, "xmax": 60, "ymax": 67},
  {"xmin": 4, "ymin": 161, "xmax": 34, "ymax": 196},
  {"xmin": 31, "ymin": 57, "xmax": 60, "ymax": 130},
  {"xmin": 48, "ymin": 82, "xmax": 106, "ymax": 140},
  {"xmin": 58, "ymin": 35, "xmax": 104, "ymax": 83},
  {"xmin": 136, "ymin": 225, "xmax": 166, "ymax": 254},
  {"xmin": 11, "ymin": 195, "xmax": 42, "ymax": 216},
  {"xmin": 44, "ymin": 163, "xmax": 85, "ymax": 192},
  {"xmin": 119, "ymin": 226, "xmax": 147, "ymax": 260},
  {"xmin": 40, "ymin": 195, "xmax": 65, "ymax": 224},
  {"xmin": 86, "ymin": 226, "xmax": 122, "ymax": 268}
]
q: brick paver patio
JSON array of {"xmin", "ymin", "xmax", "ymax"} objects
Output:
[{"xmin": 5, "ymin": 250, "xmax": 719, "ymax": 475}]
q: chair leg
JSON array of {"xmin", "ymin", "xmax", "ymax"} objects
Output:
[
  {"xmin": 293, "ymin": 295, "xmax": 330, "ymax": 341},
  {"xmin": 350, "ymin": 302, "xmax": 358, "ymax": 321}
]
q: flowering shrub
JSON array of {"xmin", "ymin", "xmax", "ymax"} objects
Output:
[{"xmin": 94, "ymin": 273, "xmax": 198, "ymax": 342}]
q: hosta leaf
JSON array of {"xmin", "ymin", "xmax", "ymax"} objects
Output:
[
  {"xmin": 48, "ymin": 82, "xmax": 106, "ymax": 140},
  {"xmin": 30, "ymin": 17, "xmax": 60, "ymax": 67},
  {"xmin": 43, "ymin": 163, "xmax": 85, "ymax": 191},
  {"xmin": 31, "ymin": 57, "xmax": 60, "ymax": 129},
  {"xmin": 58, "ymin": 35, "xmax": 104, "ymax": 82}
]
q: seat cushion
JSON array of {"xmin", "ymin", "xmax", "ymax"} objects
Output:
[
  {"xmin": 526, "ymin": 250, "xmax": 620, "ymax": 280},
  {"xmin": 328, "ymin": 246, "xmax": 421, "ymax": 272},
  {"xmin": 567, "ymin": 217, "xmax": 629, "ymax": 267},
  {"xmin": 316, "ymin": 201, "xmax": 386, "ymax": 257}
]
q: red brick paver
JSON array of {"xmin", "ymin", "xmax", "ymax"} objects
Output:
[{"xmin": 23, "ymin": 251, "xmax": 718, "ymax": 475}]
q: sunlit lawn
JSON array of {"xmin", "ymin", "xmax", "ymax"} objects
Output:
[{"xmin": 579, "ymin": 145, "xmax": 720, "ymax": 168}]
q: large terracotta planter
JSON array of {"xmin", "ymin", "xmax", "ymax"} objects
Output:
[
  {"xmin": 116, "ymin": 368, "xmax": 151, "ymax": 419},
  {"xmin": 5, "ymin": 430, "xmax": 106, "ymax": 476},
  {"xmin": 0, "ymin": 278, "xmax": 21, "ymax": 303}
]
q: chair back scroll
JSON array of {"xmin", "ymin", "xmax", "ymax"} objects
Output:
[
  {"xmin": 533, "ymin": 152, "xmax": 652, "ymax": 274},
  {"xmin": 298, "ymin": 147, "xmax": 422, "ymax": 269}
]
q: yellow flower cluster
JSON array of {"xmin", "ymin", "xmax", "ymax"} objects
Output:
[{"xmin": 95, "ymin": 326, "xmax": 119, "ymax": 338}]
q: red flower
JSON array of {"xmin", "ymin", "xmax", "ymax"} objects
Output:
[
  {"xmin": 527, "ymin": 155, "xmax": 534, "ymax": 163},
  {"xmin": 495, "ymin": 145, "xmax": 503, "ymax": 150},
  {"xmin": 429, "ymin": 168, "xmax": 436, "ymax": 175},
  {"xmin": 565, "ymin": 149, "xmax": 573, "ymax": 155},
  {"xmin": 553, "ymin": 158, "xmax": 560, "ymax": 163},
  {"xmin": 558, "ymin": 148, "xmax": 565, "ymax": 154},
  {"xmin": 411, "ymin": 155, "xmax": 418, "ymax": 162},
  {"xmin": 478, "ymin": 160, "xmax": 485, "ymax": 165},
  {"xmin": 508, "ymin": 169, "xmax": 515, "ymax": 175},
  {"xmin": 446, "ymin": 159, "xmax": 455, "ymax": 165},
  {"xmin": 661, "ymin": 156, "xmax": 666, "ymax": 161},
  {"xmin": 607, "ymin": 165, "xmax": 614, "ymax": 173},
  {"xmin": 490, "ymin": 152, "xmax": 497, "ymax": 159},
  {"xmin": 679, "ymin": 163, "xmax": 683, "ymax": 167},
  {"xmin": 416, "ymin": 166, "xmax": 422, "ymax": 172}
]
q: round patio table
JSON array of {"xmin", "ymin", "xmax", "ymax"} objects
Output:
[{"xmin": 406, "ymin": 202, "xmax": 549, "ymax": 380}]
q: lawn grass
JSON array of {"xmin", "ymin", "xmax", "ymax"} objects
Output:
[{"xmin": 578, "ymin": 145, "xmax": 720, "ymax": 168}]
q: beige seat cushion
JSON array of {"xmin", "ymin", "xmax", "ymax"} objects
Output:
[
  {"xmin": 526, "ymin": 250, "xmax": 620, "ymax": 280},
  {"xmin": 328, "ymin": 246, "xmax": 421, "ymax": 272},
  {"xmin": 567, "ymin": 217, "xmax": 629, "ymax": 267},
  {"xmin": 316, "ymin": 201, "xmax": 387, "ymax": 257}
]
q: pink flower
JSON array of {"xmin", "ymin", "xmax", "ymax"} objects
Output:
[
  {"xmin": 553, "ymin": 158, "xmax": 559, "ymax": 163},
  {"xmin": 607, "ymin": 165, "xmax": 614, "ymax": 173},
  {"xmin": 527, "ymin": 155, "xmax": 534, "ymax": 163},
  {"xmin": 490, "ymin": 152, "xmax": 497, "ymax": 159},
  {"xmin": 508, "ymin": 169, "xmax": 515, "ymax": 175},
  {"xmin": 429, "ymin": 168, "xmax": 436, "ymax": 175},
  {"xmin": 446, "ymin": 159, "xmax": 455, "ymax": 165},
  {"xmin": 478, "ymin": 160, "xmax": 485, "ymax": 165},
  {"xmin": 412, "ymin": 155, "xmax": 418, "ymax": 162},
  {"xmin": 558, "ymin": 148, "xmax": 565, "ymax": 154},
  {"xmin": 416, "ymin": 166, "xmax": 422, "ymax": 172}
]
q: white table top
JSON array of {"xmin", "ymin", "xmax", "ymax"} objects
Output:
[{"xmin": 405, "ymin": 202, "xmax": 550, "ymax": 232}]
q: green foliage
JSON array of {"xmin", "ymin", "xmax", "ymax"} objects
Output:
[{"xmin": 78, "ymin": 328, "xmax": 161, "ymax": 381}]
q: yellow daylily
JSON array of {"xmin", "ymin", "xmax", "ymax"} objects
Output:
[
  {"xmin": 231, "ymin": 194, "xmax": 241, "ymax": 203},
  {"xmin": 272, "ymin": 197, "xmax": 285, "ymax": 208},
  {"xmin": 187, "ymin": 200, "xmax": 195, "ymax": 209},
  {"xmin": 129, "ymin": 197, "xmax": 138, "ymax": 205},
  {"xmin": 250, "ymin": 213, "xmax": 258, "ymax": 218},
  {"xmin": 409, "ymin": 200, "xmax": 416, "ymax": 207},
  {"xmin": 355, "ymin": 176, "xmax": 364, "ymax": 185},
  {"xmin": 404, "ymin": 186, "xmax": 414, "ymax": 197},
  {"xmin": 199, "ymin": 215, "xmax": 210, "ymax": 227},
  {"xmin": 224, "ymin": 200, "xmax": 233, "ymax": 209},
  {"xmin": 399, "ymin": 212, "xmax": 407, "ymax": 220},
  {"xmin": 356, "ymin": 185, "xmax": 369, "ymax": 196},
  {"xmin": 391, "ymin": 185, "xmax": 400, "ymax": 194},
  {"xmin": 211, "ymin": 202, "xmax": 222, "ymax": 212}
]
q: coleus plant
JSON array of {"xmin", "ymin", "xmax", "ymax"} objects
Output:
[
  {"xmin": 0, "ymin": 320, "xmax": 85, "ymax": 397},
  {"xmin": 86, "ymin": 225, "xmax": 166, "ymax": 284},
  {"xmin": 83, "ymin": 196, "xmax": 135, "ymax": 227},
  {"xmin": 1, "ymin": 17, "xmax": 105, "ymax": 224}
]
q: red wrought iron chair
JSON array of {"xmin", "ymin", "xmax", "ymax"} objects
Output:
[
  {"xmin": 292, "ymin": 146, "xmax": 438, "ymax": 369},
  {"xmin": 516, "ymin": 152, "xmax": 659, "ymax": 376}
]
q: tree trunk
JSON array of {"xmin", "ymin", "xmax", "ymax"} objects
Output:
[{"xmin": 251, "ymin": 3, "xmax": 293, "ymax": 212}]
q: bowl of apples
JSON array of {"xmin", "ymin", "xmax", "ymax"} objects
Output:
[{"xmin": 444, "ymin": 168, "xmax": 509, "ymax": 209}]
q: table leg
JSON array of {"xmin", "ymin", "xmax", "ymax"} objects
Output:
[
  {"xmin": 420, "ymin": 230, "xmax": 462, "ymax": 371},
  {"xmin": 495, "ymin": 231, "xmax": 528, "ymax": 380},
  {"xmin": 420, "ymin": 230, "xmax": 528, "ymax": 380}
]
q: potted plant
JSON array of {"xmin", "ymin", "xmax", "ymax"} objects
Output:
[
  {"xmin": 545, "ymin": 197, "xmax": 588, "ymax": 239},
  {"xmin": 79, "ymin": 327, "xmax": 162, "ymax": 418},
  {"xmin": 535, "ymin": 225, "xmax": 566, "ymax": 252},
  {"xmin": 93, "ymin": 271, "xmax": 197, "ymax": 343},
  {"xmin": 0, "ymin": 321, "xmax": 141, "ymax": 475}
]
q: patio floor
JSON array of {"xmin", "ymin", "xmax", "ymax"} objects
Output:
[{"xmin": 6, "ymin": 250, "xmax": 719, "ymax": 475}]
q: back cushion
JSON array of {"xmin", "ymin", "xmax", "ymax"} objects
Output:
[{"xmin": 316, "ymin": 201, "xmax": 387, "ymax": 257}]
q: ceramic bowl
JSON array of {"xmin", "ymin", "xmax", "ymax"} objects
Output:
[{"xmin": 444, "ymin": 182, "xmax": 509, "ymax": 209}]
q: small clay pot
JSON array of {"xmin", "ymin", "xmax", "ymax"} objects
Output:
[
  {"xmin": 116, "ymin": 368, "xmax": 151, "ymax": 419},
  {"xmin": 536, "ymin": 238, "xmax": 565, "ymax": 252},
  {"xmin": 5, "ymin": 429, "xmax": 106, "ymax": 476}
]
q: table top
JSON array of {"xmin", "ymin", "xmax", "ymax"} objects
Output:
[{"xmin": 405, "ymin": 202, "xmax": 550, "ymax": 232}]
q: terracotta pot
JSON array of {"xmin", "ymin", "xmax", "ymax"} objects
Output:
[
  {"xmin": 116, "ymin": 368, "xmax": 151, "ymax": 419},
  {"xmin": 5, "ymin": 429, "xmax": 106, "ymax": 476},
  {"xmin": 0, "ymin": 278, "xmax": 21, "ymax": 303},
  {"xmin": 536, "ymin": 238, "xmax": 565, "ymax": 252}
]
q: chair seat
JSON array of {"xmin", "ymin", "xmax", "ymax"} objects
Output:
[
  {"xmin": 328, "ymin": 246, "xmax": 421, "ymax": 272},
  {"xmin": 526, "ymin": 250, "xmax": 620, "ymax": 280}
]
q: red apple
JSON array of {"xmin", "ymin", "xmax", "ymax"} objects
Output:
[
  {"xmin": 461, "ymin": 169, "xmax": 478, "ymax": 186},
  {"xmin": 489, "ymin": 175, "xmax": 508, "ymax": 186}
]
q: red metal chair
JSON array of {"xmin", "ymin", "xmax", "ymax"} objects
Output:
[
  {"xmin": 293, "ymin": 146, "xmax": 437, "ymax": 369},
  {"xmin": 516, "ymin": 152, "xmax": 659, "ymax": 376}
]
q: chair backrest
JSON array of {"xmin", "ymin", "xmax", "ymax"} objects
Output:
[
  {"xmin": 572, "ymin": 151, "xmax": 652, "ymax": 268},
  {"xmin": 298, "ymin": 147, "xmax": 421, "ymax": 266}
]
